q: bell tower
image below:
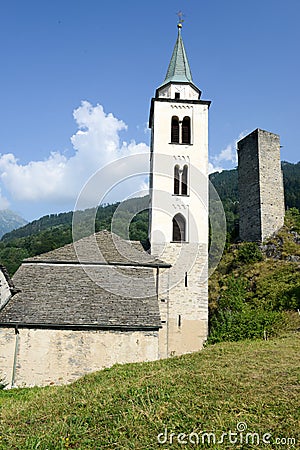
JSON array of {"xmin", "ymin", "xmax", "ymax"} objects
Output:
[{"xmin": 149, "ymin": 22, "xmax": 211, "ymax": 356}]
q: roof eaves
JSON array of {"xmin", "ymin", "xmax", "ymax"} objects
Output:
[
  {"xmin": 23, "ymin": 260, "xmax": 171, "ymax": 268},
  {"xmin": 0, "ymin": 322, "xmax": 162, "ymax": 331}
]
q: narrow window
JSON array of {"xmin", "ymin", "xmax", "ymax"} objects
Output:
[
  {"xmin": 182, "ymin": 116, "xmax": 191, "ymax": 144},
  {"xmin": 174, "ymin": 165, "xmax": 180, "ymax": 195},
  {"xmin": 172, "ymin": 214, "xmax": 186, "ymax": 242},
  {"xmin": 181, "ymin": 165, "xmax": 188, "ymax": 195},
  {"xmin": 171, "ymin": 116, "xmax": 179, "ymax": 143},
  {"xmin": 178, "ymin": 315, "xmax": 181, "ymax": 327},
  {"xmin": 185, "ymin": 272, "xmax": 188, "ymax": 287},
  {"xmin": 175, "ymin": 92, "xmax": 180, "ymax": 99}
]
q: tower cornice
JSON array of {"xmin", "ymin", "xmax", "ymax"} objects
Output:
[{"xmin": 148, "ymin": 97, "xmax": 211, "ymax": 129}]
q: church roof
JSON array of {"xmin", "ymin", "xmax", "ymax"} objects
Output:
[
  {"xmin": 0, "ymin": 231, "xmax": 168, "ymax": 330},
  {"xmin": 26, "ymin": 229, "xmax": 166, "ymax": 266},
  {"xmin": 0, "ymin": 264, "xmax": 160, "ymax": 329},
  {"xmin": 162, "ymin": 24, "xmax": 193, "ymax": 86}
]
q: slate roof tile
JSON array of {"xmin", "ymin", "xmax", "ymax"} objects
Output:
[
  {"xmin": 27, "ymin": 230, "xmax": 164, "ymax": 266},
  {"xmin": 0, "ymin": 231, "xmax": 165, "ymax": 329}
]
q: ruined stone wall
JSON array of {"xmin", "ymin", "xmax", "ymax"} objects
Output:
[
  {"xmin": 238, "ymin": 129, "xmax": 285, "ymax": 242},
  {"xmin": 238, "ymin": 130, "xmax": 262, "ymax": 241},
  {"xmin": 0, "ymin": 328, "xmax": 158, "ymax": 388},
  {"xmin": 258, "ymin": 130, "xmax": 285, "ymax": 240}
]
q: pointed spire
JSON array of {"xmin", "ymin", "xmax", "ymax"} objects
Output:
[{"xmin": 163, "ymin": 23, "xmax": 193, "ymax": 85}]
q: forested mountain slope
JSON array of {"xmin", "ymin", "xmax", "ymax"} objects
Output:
[{"xmin": 0, "ymin": 162, "xmax": 299, "ymax": 275}]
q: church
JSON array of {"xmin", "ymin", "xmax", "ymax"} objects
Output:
[{"xmin": 0, "ymin": 22, "xmax": 210, "ymax": 387}]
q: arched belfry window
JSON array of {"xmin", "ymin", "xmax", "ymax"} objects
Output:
[
  {"xmin": 174, "ymin": 165, "xmax": 180, "ymax": 195},
  {"xmin": 173, "ymin": 164, "xmax": 189, "ymax": 196},
  {"xmin": 182, "ymin": 116, "xmax": 191, "ymax": 144},
  {"xmin": 171, "ymin": 116, "xmax": 180, "ymax": 143},
  {"xmin": 172, "ymin": 214, "xmax": 186, "ymax": 242},
  {"xmin": 181, "ymin": 165, "xmax": 188, "ymax": 195}
]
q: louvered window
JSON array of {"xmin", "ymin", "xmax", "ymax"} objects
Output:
[
  {"xmin": 182, "ymin": 116, "xmax": 191, "ymax": 144},
  {"xmin": 174, "ymin": 165, "xmax": 180, "ymax": 195},
  {"xmin": 171, "ymin": 116, "xmax": 180, "ymax": 143},
  {"xmin": 181, "ymin": 165, "xmax": 188, "ymax": 195}
]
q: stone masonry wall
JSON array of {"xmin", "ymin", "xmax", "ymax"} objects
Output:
[
  {"xmin": 238, "ymin": 130, "xmax": 262, "ymax": 241},
  {"xmin": 258, "ymin": 130, "xmax": 285, "ymax": 240},
  {"xmin": 0, "ymin": 328, "xmax": 158, "ymax": 388},
  {"xmin": 155, "ymin": 242, "xmax": 208, "ymax": 358},
  {"xmin": 238, "ymin": 129, "xmax": 285, "ymax": 242}
]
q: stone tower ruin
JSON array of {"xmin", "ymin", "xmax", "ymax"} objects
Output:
[{"xmin": 237, "ymin": 128, "xmax": 285, "ymax": 242}]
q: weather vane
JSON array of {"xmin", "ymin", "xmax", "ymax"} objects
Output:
[{"xmin": 177, "ymin": 10, "xmax": 185, "ymax": 25}]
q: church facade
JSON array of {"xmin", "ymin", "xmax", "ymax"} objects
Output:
[{"xmin": 0, "ymin": 24, "xmax": 210, "ymax": 387}]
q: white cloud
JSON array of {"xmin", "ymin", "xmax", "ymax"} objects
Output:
[
  {"xmin": 0, "ymin": 101, "xmax": 149, "ymax": 214},
  {"xmin": 0, "ymin": 152, "xmax": 68, "ymax": 201},
  {"xmin": 137, "ymin": 180, "xmax": 149, "ymax": 195},
  {"xmin": 208, "ymin": 162, "xmax": 223, "ymax": 174},
  {"xmin": 0, "ymin": 107, "xmax": 249, "ymax": 218},
  {"xmin": 0, "ymin": 188, "xmax": 9, "ymax": 210},
  {"xmin": 209, "ymin": 131, "xmax": 247, "ymax": 173},
  {"xmin": 213, "ymin": 144, "xmax": 236, "ymax": 164}
]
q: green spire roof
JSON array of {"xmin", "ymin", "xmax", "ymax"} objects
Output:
[{"xmin": 163, "ymin": 24, "xmax": 193, "ymax": 84}]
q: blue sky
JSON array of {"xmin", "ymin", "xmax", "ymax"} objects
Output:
[{"xmin": 0, "ymin": 0, "xmax": 299, "ymax": 220}]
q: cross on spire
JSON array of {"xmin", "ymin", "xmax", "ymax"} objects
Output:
[
  {"xmin": 177, "ymin": 10, "xmax": 185, "ymax": 24},
  {"xmin": 176, "ymin": 10, "xmax": 185, "ymax": 29}
]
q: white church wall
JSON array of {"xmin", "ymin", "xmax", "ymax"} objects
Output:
[
  {"xmin": 149, "ymin": 94, "xmax": 209, "ymax": 358},
  {"xmin": 0, "ymin": 328, "xmax": 159, "ymax": 388},
  {"xmin": 0, "ymin": 328, "xmax": 15, "ymax": 386},
  {"xmin": 0, "ymin": 271, "xmax": 12, "ymax": 310},
  {"xmin": 157, "ymin": 83, "xmax": 199, "ymax": 100},
  {"xmin": 150, "ymin": 101, "xmax": 208, "ymax": 248}
]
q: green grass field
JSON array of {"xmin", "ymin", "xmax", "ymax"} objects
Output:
[{"xmin": 0, "ymin": 332, "xmax": 299, "ymax": 449}]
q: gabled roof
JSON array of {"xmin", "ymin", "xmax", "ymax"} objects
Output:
[
  {"xmin": 0, "ymin": 264, "xmax": 160, "ymax": 329},
  {"xmin": 0, "ymin": 231, "xmax": 168, "ymax": 330},
  {"xmin": 164, "ymin": 25, "xmax": 193, "ymax": 84},
  {"xmin": 26, "ymin": 230, "xmax": 167, "ymax": 267}
]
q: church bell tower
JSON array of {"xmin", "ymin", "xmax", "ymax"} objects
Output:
[{"xmin": 149, "ymin": 22, "xmax": 211, "ymax": 356}]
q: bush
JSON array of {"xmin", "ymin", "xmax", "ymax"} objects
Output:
[
  {"xmin": 285, "ymin": 207, "xmax": 300, "ymax": 232},
  {"xmin": 209, "ymin": 306, "xmax": 284, "ymax": 344},
  {"xmin": 254, "ymin": 264, "xmax": 300, "ymax": 311},
  {"xmin": 208, "ymin": 276, "xmax": 285, "ymax": 344},
  {"xmin": 236, "ymin": 242, "xmax": 263, "ymax": 264}
]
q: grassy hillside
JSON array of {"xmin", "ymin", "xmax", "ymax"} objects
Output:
[
  {"xmin": 208, "ymin": 208, "xmax": 300, "ymax": 343},
  {"xmin": 0, "ymin": 333, "xmax": 299, "ymax": 449}
]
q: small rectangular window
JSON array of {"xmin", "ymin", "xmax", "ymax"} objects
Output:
[
  {"xmin": 178, "ymin": 315, "xmax": 181, "ymax": 327},
  {"xmin": 185, "ymin": 272, "xmax": 188, "ymax": 287},
  {"xmin": 175, "ymin": 92, "xmax": 180, "ymax": 99}
]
